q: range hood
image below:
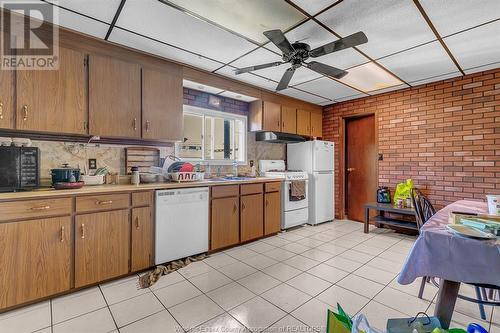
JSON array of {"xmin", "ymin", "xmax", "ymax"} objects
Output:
[{"xmin": 255, "ymin": 131, "xmax": 306, "ymax": 143}]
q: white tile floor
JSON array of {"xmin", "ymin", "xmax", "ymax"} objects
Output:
[{"xmin": 1, "ymin": 220, "xmax": 498, "ymax": 333}]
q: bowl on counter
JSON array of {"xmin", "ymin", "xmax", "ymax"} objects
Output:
[
  {"xmin": 140, "ymin": 172, "xmax": 162, "ymax": 183},
  {"xmin": 80, "ymin": 174, "xmax": 105, "ymax": 185}
]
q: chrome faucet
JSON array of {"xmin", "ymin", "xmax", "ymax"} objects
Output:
[{"xmin": 216, "ymin": 166, "xmax": 222, "ymax": 177}]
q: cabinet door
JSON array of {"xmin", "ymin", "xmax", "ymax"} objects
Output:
[
  {"xmin": 142, "ymin": 67, "xmax": 183, "ymax": 141},
  {"xmin": 262, "ymin": 101, "xmax": 281, "ymax": 132},
  {"xmin": 75, "ymin": 209, "xmax": 130, "ymax": 287},
  {"xmin": 240, "ymin": 193, "xmax": 263, "ymax": 242},
  {"xmin": 310, "ymin": 111, "xmax": 322, "ymax": 138},
  {"xmin": 89, "ymin": 55, "xmax": 141, "ymax": 138},
  {"xmin": 0, "ymin": 32, "xmax": 13, "ymax": 129},
  {"xmin": 211, "ymin": 197, "xmax": 239, "ymax": 250},
  {"xmin": 0, "ymin": 217, "xmax": 71, "ymax": 309},
  {"xmin": 296, "ymin": 109, "xmax": 311, "ymax": 136},
  {"xmin": 281, "ymin": 106, "xmax": 297, "ymax": 134},
  {"xmin": 131, "ymin": 207, "xmax": 153, "ymax": 272},
  {"xmin": 16, "ymin": 47, "xmax": 87, "ymax": 134},
  {"xmin": 264, "ymin": 191, "xmax": 281, "ymax": 236}
]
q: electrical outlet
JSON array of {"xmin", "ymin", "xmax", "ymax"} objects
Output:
[
  {"xmin": 88, "ymin": 158, "xmax": 97, "ymax": 170},
  {"xmin": 378, "ymin": 153, "xmax": 383, "ymax": 161}
]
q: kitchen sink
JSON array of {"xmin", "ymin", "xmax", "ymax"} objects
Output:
[{"xmin": 206, "ymin": 176, "xmax": 255, "ymax": 181}]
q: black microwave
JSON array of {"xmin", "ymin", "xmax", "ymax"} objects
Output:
[{"xmin": 0, "ymin": 146, "xmax": 40, "ymax": 192}]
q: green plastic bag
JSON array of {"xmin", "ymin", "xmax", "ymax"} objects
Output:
[
  {"xmin": 327, "ymin": 304, "xmax": 352, "ymax": 333},
  {"xmin": 393, "ymin": 179, "xmax": 414, "ymax": 203}
]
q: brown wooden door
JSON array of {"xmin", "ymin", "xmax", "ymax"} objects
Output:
[
  {"xmin": 211, "ymin": 197, "xmax": 239, "ymax": 250},
  {"xmin": 142, "ymin": 67, "xmax": 183, "ymax": 140},
  {"xmin": 16, "ymin": 47, "xmax": 87, "ymax": 134},
  {"xmin": 89, "ymin": 55, "xmax": 141, "ymax": 138},
  {"xmin": 0, "ymin": 216, "xmax": 71, "ymax": 309},
  {"xmin": 346, "ymin": 115, "xmax": 376, "ymax": 222},
  {"xmin": 131, "ymin": 207, "xmax": 153, "ymax": 271},
  {"xmin": 264, "ymin": 191, "xmax": 281, "ymax": 235},
  {"xmin": 75, "ymin": 209, "xmax": 130, "ymax": 287},
  {"xmin": 240, "ymin": 193, "xmax": 264, "ymax": 242},
  {"xmin": 310, "ymin": 111, "xmax": 323, "ymax": 138},
  {"xmin": 262, "ymin": 101, "xmax": 281, "ymax": 132},
  {"xmin": 296, "ymin": 109, "xmax": 311, "ymax": 136},
  {"xmin": 281, "ymin": 106, "xmax": 297, "ymax": 134}
]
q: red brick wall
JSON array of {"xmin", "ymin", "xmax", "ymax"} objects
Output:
[
  {"xmin": 183, "ymin": 88, "xmax": 249, "ymax": 116},
  {"xmin": 323, "ymin": 68, "xmax": 500, "ymax": 218}
]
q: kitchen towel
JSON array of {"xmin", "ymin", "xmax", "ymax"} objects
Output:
[{"xmin": 290, "ymin": 180, "xmax": 306, "ymax": 201}]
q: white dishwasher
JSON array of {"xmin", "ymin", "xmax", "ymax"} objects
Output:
[{"xmin": 155, "ymin": 187, "xmax": 209, "ymax": 265}]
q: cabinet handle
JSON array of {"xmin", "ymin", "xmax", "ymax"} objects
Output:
[
  {"xmin": 145, "ymin": 120, "xmax": 150, "ymax": 132},
  {"xmin": 265, "ymin": 199, "xmax": 269, "ymax": 207},
  {"xmin": 242, "ymin": 202, "xmax": 246, "ymax": 210},
  {"xmin": 83, "ymin": 121, "xmax": 87, "ymax": 131},
  {"xmin": 233, "ymin": 203, "xmax": 237, "ymax": 214},
  {"xmin": 0, "ymin": 101, "xmax": 3, "ymax": 120},
  {"xmin": 22, "ymin": 105, "xmax": 28, "ymax": 121},
  {"xmin": 133, "ymin": 118, "xmax": 137, "ymax": 131},
  {"xmin": 81, "ymin": 224, "xmax": 85, "ymax": 239},
  {"xmin": 60, "ymin": 225, "xmax": 65, "ymax": 242},
  {"xmin": 96, "ymin": 200, "xmax": 113, "ymax": 205},
  {"xmin": 30, "ymin": 205, "xmax": 51, "ymax": 211},
  {"xmin": 135, "ymin": 216, "xmax": 140, "ymax": 230}
]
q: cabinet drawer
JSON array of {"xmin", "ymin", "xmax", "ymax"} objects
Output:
[
  {"xmin": 211, "ymin": 185, "xmax": 239, "ymax": 198},
  {"xmin": 76, "ymin": 193, "xmax": 129, "ymax": 213},
  {"xmin": 0, "ymin": 198, "xmax": 72, "ymax": 222},
  {"xmin": 265, "ymin": 182, "xmax": 281, "ymax": 193},
  {"xmin": 132, "ymin": 191, "xmax": 153, "ymax": 207},
  {"xmin": 240, "ymin": 183, "xmax": 263, "ymax": 195}
]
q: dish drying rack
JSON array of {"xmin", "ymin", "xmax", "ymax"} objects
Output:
[{"xmin": 150, "ymin": 155, "xmax": 204, "ymax": 183}]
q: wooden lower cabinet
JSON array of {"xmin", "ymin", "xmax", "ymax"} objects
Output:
[
  {"xmin": 75, "ymin": 209, "xmax": 130, "ymax": 287},
  {"xmin": 211, "ymin": 197, "xmax": 239, "ymax": 250},
  {"xmin": 240, "ymin": 193, "xmax": 264, "ymax": 242},
  {"xmin": 264, "ymin": 191, "xmax": 281, "ymax": 235},
  {"xmin": 131, "ymin": 207, "xmax": 153, "ymax": 271},
  {"xmin": 0, "ymin": 216, "xmax": 71, "ymax": 308}
]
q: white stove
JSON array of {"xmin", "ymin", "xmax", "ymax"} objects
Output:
[{"xmin": 259, "ymin": 160, "xmax": 309, "ymax": 229}]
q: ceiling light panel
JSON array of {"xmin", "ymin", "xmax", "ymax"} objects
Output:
[
  {"xmin": 218, "ymin": 91, "xmax": 258, "ymax": 102},
  {"xmin": 109, "ymin": 28, "xmax": 223, "ymax": 72},
  {"xmin": 278, "ymin": 88, "xmax": 329, "ymax": 104},
  {"xmin": 378, "ymin": 41, "xmax": 458, "ymax": 83},
  {"xmin": 444, "ymin": 20, "xmax": 500, "ymax": 74},
  {"xmin": 42, "ymin": 7, "xmax": 110, "ymax": 39},
  {"xmin": 183, "ymin": 80, "xmax": 224, "ymax": 95},
  {"xmin": 316, "ymin": 0, "xmax": 436, "ymax": 59},
  {"xmin": 256, "ymin": 65, "xmax": 322, "ymax": 87},
  {"xmin": 166, "ymin": 0, "xmax": 306, "ymax": 43},
  {"xmin": 216, "ymin": 66, "xmax": 278, "ymax": 91},
  {"xmin": 116, "ymin": 0, "xmax": 256, "ymax": 63},
  {"xmin": 290, "ymin": 0, "xmax": 335, "ymax": 16},
  {"xmin": 295, "ymin": 77, "xmax": 361, "ymax": 100},
  {"xmin": 339, "ymin": 62, "xmax": 403, "ymax": 92},
  {"xmin": 419, "ymin": 0, "xmax": 500, "ymax": 37},
  {"xmin": 45, "ymin": 0, "xmax": 122, "ymax": 23}
]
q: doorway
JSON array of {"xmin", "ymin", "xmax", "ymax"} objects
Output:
[{"xmin": 345, "ymin": 114, "xmax": 377, "ymax": 222}]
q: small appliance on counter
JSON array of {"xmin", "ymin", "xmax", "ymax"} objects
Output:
[
  {"xmin": 0, "ymin": 146, "xmax": 39, "ymax": 192},
  {"xmin": 50, "ymin": 164, "xmax": 84, "ymax": 190},
  {"xmin": 377, "ymin": 186, "xmax": 391, "ymax": 203}
]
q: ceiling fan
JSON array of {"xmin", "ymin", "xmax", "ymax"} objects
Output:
[{"xmin": 234, "ymin": 29, "xmax": 368, "ymax": 91}]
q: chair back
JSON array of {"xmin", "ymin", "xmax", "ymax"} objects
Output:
[{"xmin": 410, "ymin": 188, "xmax": 436, "ymax": 231}]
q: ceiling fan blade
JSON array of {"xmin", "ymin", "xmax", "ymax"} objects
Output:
[
  {"xmin": 309, "ymin": 31, "xmax": 368, "ymax": 58},
  {"xmin": 263, "ymin": 29, "xmax": 295, "ymax": 56},
  {"xmin": 306, "ymin": 61, "xmax": 348, "ymax": 79},
  {"xmin": 276, "ymin": 68, "xmax": 295, "ymax": 91},
  {"xmin": 234, "ymin": 61, "xmax": 284, "ymax": 75}
]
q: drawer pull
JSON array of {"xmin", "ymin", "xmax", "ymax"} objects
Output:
[
  {"xmin": 0, "ymin": 101, "xmax": 3, "ymax": 120},
  {"xmin": 30, "ymin": 205, "xmax": 51, "ymax": 211},
  {"xmin": 81, "ymin": 224, "xmax": 85, "ymax": 239},
  {"xmin": 22, "ymin": 105, "xmax": 28, "ymax": 121},
  {"xmin": 133, "ymin": 118, "xmax": 137, "ymax": 131},
  {"xmin": 60, "ymin": 226, "xmax": 65, "ymax": 242},
  {"xmin": 96, "ymin": 200, "xmax": 113, "ymax": 205},
  {"xmin": 135, "ymin": 216, "xmax": 140, "ymax": 230}
]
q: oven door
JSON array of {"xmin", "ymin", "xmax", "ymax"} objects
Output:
[
  {"xmin": 0, "ymin": 146, "xmax": 20, "ymax": 191},
  {"xmin": 283, "ymin": 180, "xmax": 308, "ymax": 211}
]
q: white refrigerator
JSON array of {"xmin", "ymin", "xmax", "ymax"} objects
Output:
[{"xmin": 287, "ymin": 140, "xmax": 335, "ymax": 225}]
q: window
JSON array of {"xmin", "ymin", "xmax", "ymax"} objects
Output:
[{"xmin": 177, "ymin": 105, "xmax": 247, "ymax": 164}]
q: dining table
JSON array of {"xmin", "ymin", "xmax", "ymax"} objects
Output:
[{"xmin": 398, "ymin": 200, "xmax": 500, "ymax": 328}]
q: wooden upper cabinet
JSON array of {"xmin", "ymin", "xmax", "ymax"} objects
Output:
[
  {"xmin": 296, "ymin": 109, "xmax": 311, "ymax": 136},
  {"xmin": 142, "ymin": 67, "xmax": 183, "ymax": 141},
  {"xmin": 0, "ymin": 33, "xmax": 14, "ymax": 129},
  {"xmin": 310, "ymin": 111, "xmax": 322, "ymax": 138},
  {"xmin": 16, "ymin": 47, "xmax": 87, "ymax": 134},
  {"xmin": 262, "ymin": 101, "xmax": 281, "ymax": 132},
  {"xmin": 0, "ymin": 216, "xmax": 71, "ymax": 309},
  {"xmin": 211, "ymin": 196, "xmax": 240, "ymax": 250},
  {"xmin": 281, "ymin": 106, "xmax": 297, "ymax": 134},
  {"xmin": 131, "ymin": 207, "xmax": 153, "ymax": 272},
  {"xmin": 89, "ymin": 55, "xmax": 141, "ymax": 138},
  {"xmin": 240, "ymin": 193, "xmax": 264, "ymax": 242}
]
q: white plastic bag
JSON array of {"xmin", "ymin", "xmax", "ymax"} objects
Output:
[{"xmin": 351, "ymin": 313, "xmax": 383, "ymax": 333}]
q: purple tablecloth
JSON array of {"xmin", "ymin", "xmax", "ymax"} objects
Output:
[{"xmin": 398, "ymin": 200, "xmax": 500, "ymax": 286}]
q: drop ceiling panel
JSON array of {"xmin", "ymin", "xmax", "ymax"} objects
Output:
[
  {"xmin": 109, "ymin": 28, "xmax": 223, "ymax": 72},
  {"xmin": 368, "ymin": 84, "xmax": 409, "ymax": 96},
  {"xmin": 230, "ymin": 47, "xmax": 282, "ymax": 69},
  {"xmin": 216, "ymin": 66, "xmax": 278, "ymax": 91},
  {"xmin": 257, "ymin": 65, "xmax": 322, "ymax": 87},
  {"xmin": 116, "ymin": 0, "xmax": 257, "ymax": 63},
  {"xmin": 419, "ymin": 0, "xmax": 500, "ymax": 37},
  {"xmin": 183, "ymin": 80, "xmax": 224, "ymax": 95},
  {"xmin": 166, "ymin": 0, "xmax": 306, "ymax": 43},
  {"xmin": 290, "ymin": 0, "xmax": 335, "ymax": 16},
  {"xmin": 444, "ymin": 20, "xmax": 500, "ymax": 73},
  {"xmin": 339, "ymin": 62, "xmax": 403, "ymax": 92},
  {"xmin": 317, "ymin": 0, "xmax": 436, "ymax": 59},
  {"xmin": 295, "ymin": 77, "xmax": 361, "ymax": 100},
  {"xmin": 45, "ymin": 0, "xmax": 122, "ymax": 23},
  {"xmin": 43, "ymin": 7, "xmax": 110, "ymax": 39},
  {"xmin": 378, "ymin": 41, "xmax": 458, "ymax": 83},
  {"xmin": 336, "ymin": 93, "xmax": 368, "ymax": 102},
  {"xmin": 218, "ymin": 91, "xmax": 257, "ymax": 102},
  {"xmin": 410, "ymin": 72, "xmax": 461, "ymax": 86},
  {"xmin": 278, "ymin": 88, "xmax": 329, "ymax": 104},
  {"xmin": 463, "ymin": 62, "xmax": 500, "ymax": 75}
]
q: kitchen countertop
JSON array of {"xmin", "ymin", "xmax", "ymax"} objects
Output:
[{"xmin": 0, "ymin": 177, "xmax": 283, "ymax": 201}]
